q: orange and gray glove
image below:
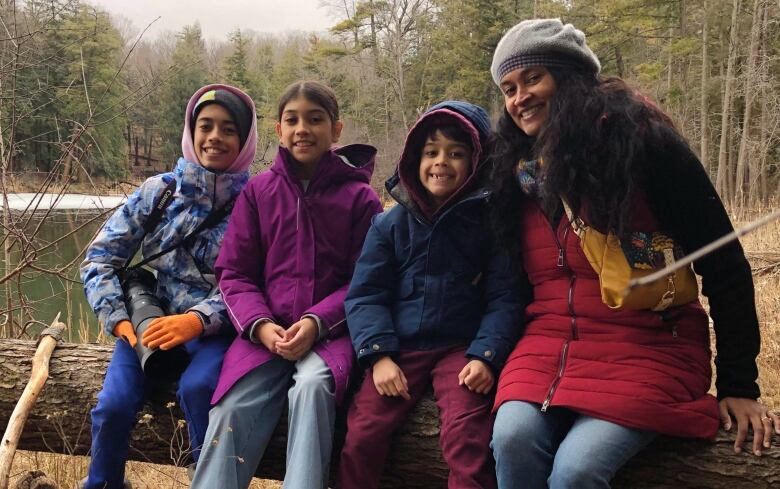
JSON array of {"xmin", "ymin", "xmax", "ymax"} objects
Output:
[
  {"xmin": 141, "ymin": 312, "xmax": 204, "ymax": 350},
  {"xmin": 112, "ymin": 320, "xmax": 137, "ymax": 347}
]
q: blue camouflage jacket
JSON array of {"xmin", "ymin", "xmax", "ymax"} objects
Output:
[{"xmin": 81, "ymin": 158, "xmax": 249, "ymax": 336}]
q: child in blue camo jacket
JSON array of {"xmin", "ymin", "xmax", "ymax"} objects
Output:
[{"xmin": 78, "ymin": 84, "xmax": 256, "ymax": 489}]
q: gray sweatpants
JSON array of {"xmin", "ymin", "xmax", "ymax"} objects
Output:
[{"xmin": 191, "ymin": 352, "xmax": 336, "ymax": 489}]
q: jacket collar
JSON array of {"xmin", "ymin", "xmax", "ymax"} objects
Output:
[
  {"xmin": 270, "ymin": 144, "xmax": 376, "ymax": 192},
  {"xmin": 174, "ymin": 157, "xmax": 249, "ymax": 208},
  {"xmin": 386, "ymin": 172, "xmax": 489, "ymax": 226}
]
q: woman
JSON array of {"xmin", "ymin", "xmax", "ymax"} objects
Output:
[{"xmin": 487, "ymin": 18, "xmax": 778, "ymax": 489}]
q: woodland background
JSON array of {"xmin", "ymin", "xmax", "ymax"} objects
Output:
[
  {"xmin": 1, "ymin": 1, "xmax": 779, "ymax": 487},
  {"xmin": 0, "ymin": 0, "xmax": 778, "ymax": 203}
]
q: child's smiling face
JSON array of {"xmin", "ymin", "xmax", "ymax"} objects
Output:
[
  {"xmin": 418, "ymin": 130, "xmax": 472, "ymax": 207},
  {"xmin": 193, "ymin": 104, "xmax": 241, "ymax": 171},
  {"xmin": 275, "ymin": 96, "xmax": 343, "ymax": 177}
]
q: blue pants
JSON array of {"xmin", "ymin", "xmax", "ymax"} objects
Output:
[
  {"xmin": 83, "ymin": 335, "xmax": 232, "ymax": 489},
  {"xmin": 191, "ymin": 352, "xmax": 336, "ymax": 489},
  {"xmin": 491, "ymin": 401, "xmax": 657, "ymax": 489}
]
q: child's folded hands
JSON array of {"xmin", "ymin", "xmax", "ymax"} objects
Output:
[
  {"xmin": 275, "ymin": 317, "xmax": 318, "ymax": 361},
  {"xmin": 372, "ymin": 356, "xmax": 411, "ymax": 400},
  {"xmin": 458, "ymin": 359, "xmax": 494, "ymax": 394},
  {"xmin": 141, "ymin": 312, "xmax": 204, "ymax": 350},
  {"xmin": 255, "ymin": 321, "xmax": 286, "ymax": 353}
]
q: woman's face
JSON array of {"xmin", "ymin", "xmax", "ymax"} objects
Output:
[{"xmin": 500, "ymin": 66, "xmax": 558, "ymax": 137}]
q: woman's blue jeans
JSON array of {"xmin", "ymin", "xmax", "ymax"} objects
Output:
[{"xmin": 491, "ymin": 401, "xmax": 657, "ymax": 489}]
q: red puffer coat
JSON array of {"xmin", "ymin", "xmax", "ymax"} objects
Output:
[{"xmin": 494, "ymin": 197, "xmax": 720, "ymax": 439}]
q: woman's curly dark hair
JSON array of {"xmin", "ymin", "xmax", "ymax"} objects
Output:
[{"xmin": 488, "ymin": 65, "xmax": 681, "ymax": 267}]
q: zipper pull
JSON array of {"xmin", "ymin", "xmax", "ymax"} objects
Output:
[
  {"xmin": 672, "ymin": 324, "xmax": 678, "ymax": 338},
  {"xmin": 541, "ymin": 399, "xmax": 550, "ymax": 412},
  {"xmin": 557, "ymin": 249, "xmax": 564, "ymax": 267}
]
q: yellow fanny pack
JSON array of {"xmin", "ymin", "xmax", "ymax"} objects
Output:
[{"xmin": 561, "ymin": 199, "xmax": 699, "ymax": 311}]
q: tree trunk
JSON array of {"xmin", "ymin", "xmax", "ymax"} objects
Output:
[
  {"xmin": 756, "ymin": 3, "xmax": 769, "ymax": 203},
  {"xmin": 666, "ymin": 26, "xmax": 674, "ymax": 101},
  {"xmin": 715, "ymin": 0, "xmax": 741, "ymax": 202},
  {"xmin": 615, "ymin": 46, "xmax": 625, "ymax": 79},
  {"xmin": 1, "ymin": 340, "xmax": 779, "ymax": 488},
  {"xmin": 735, "ymin": 0, "xmax": 764, "ymax": 207},
  {"xmin": 700, "ymin": 0, "xmax": 710, "ymax": 170}
]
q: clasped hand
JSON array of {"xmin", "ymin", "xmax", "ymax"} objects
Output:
[
  {"xmin": 719, "ymin": 397, "xmax": 780, "ymax": 456},
  {"xmin": 255, "ymin": 317, "xmax": 318, "ymax": 361}
]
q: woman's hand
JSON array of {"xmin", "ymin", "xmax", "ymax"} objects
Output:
[
  {"xmin": 719, "ymin": 397, "xmax": 780, "ymax": 456},
  {"xmin": 372, "ymin": 356, "xmax": 411, "ymax": 400},
  {"xmin": 275, "ymin": 317, "xmax": 318, "ymax": 361},
  {"xmin": 458, "ymin": 359, "xmax": 495, "ymax": 395}
]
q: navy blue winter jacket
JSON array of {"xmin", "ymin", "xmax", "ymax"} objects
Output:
[{"xmin": 345, "ymin": 102, "xmax": 527, "ymax": 370}]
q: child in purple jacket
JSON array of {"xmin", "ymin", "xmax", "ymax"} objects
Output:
[{"xmin": 191, "ymin": 81, "xmax": 382, "ymax": 489}]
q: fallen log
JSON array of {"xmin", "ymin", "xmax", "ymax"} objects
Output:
[{"xmin": 0, "ymin": 339, "xmax": 778, "ymax": 488}]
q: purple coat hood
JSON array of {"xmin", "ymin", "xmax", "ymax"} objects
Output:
[{"xmin": 213, "ymin": 144, "xmax": 383, "ymax": 404}]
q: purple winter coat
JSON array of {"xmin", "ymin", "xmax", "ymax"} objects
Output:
[{"xmin": 212, "ymin": 144, "xmax": 383, "ymax": 405}]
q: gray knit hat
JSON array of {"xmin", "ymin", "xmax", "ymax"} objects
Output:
[{"xmin": 491, "ymin": 18, "xmax": 601, "ymax": 85}]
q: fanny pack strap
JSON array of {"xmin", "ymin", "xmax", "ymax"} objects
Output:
[{"xmin": 560, "ymin": 197, "xmax": 587, "ymax": 237}]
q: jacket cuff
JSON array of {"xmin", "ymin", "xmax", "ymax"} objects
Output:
[
  {"xmin": 466, "ymin": 342, "xmax": 504, "ymax": 371},
  {"xmin": 247, "ymin": 318, "xmax": 274, "ymax": 344},
  {"xmin": 188, "ymin": 305, "xmax": 221, "ymax": 336},
  {"xmin": 356, "ymin": 336, "xmax": 399, "ymax": 368},
  {"xmin": 103, "ymin": 309, "xmax": 130, "ymax": 337},
  {"xmin": 301, "ymin": 314, "xmax": 327, "ymax": 341}
]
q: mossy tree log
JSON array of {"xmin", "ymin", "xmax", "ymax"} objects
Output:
[{"xmin": 0, "ymin": 339, "xmax": 778, "ymax": 488}]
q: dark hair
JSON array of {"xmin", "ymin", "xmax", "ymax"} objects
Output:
[
  {"xmin": 488, "ymin": 65, "xmax": 685, "ymax": 265},
  {"xmin": 277, "ymin": 80, "xmax": 339, "ymax": 122},
  {"xmin": 411, "ymin": 115, "xmax": 474, "ymax": 156}
]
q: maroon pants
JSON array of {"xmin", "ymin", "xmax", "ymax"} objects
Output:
[{"xmin": 337, "ymin": 346, "xmax": 497, "ymax": 489}]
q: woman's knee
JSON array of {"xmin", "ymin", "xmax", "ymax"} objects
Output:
[
  {"xmin": 549, "ymin": 457, "xmax": 609, "ymax": 489},
  {"xmin": 492, "ymin": 401, "xmax": 544, "ymax": 454}
]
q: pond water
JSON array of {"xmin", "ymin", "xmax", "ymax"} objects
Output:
[{"xmin": 1, "ymin": 194, "xmax": 125, "ymax": 341}]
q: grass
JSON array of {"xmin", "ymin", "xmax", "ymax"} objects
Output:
[
  {"xmin": 8, "ymin": 450, "xmax": 281, "ymax": 488},
  {"xmin": 5, "ymin": 208, "xmax": 780, "ymax": 488},
  {"xmin": 736, "ymin": 212, "xmax": 780, "ymax": 410}
]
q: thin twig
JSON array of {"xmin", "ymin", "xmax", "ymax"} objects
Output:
[{"xmin": 627, "ymin": 208, "xmax": 780, "ymax": 290}]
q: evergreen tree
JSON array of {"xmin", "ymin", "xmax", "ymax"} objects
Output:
[
  {"xmin": 223, "ymin": 29, "xmax": 251, "ymax": 90},
  {"xmin": 57, "ymin": 4, "xmax": 129, "ymax": 179},
  {"xmin": 156, "ymin": 23, "xmax": 207, "ymax": 164}
]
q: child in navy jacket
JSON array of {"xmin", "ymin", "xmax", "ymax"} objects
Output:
[{"xmin": 338, "ymin": 101, "xmax": 527, "ymax": 489}]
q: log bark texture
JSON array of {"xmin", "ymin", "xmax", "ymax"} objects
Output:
[{"xmin": 1, "ymin": 339, "xmax": 778, "ymax": 488}]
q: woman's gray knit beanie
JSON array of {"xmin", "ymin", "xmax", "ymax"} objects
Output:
[{"xmin": 491, "ymin": 18, "xmax": 601, "ymax": 85}]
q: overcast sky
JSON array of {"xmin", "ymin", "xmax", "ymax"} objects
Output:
[{"xmin": 88, "ymin": 0, "xmax": 336, "ymax": 41}]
